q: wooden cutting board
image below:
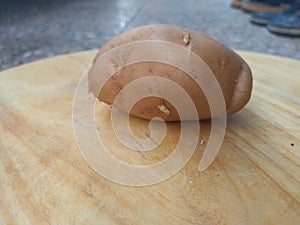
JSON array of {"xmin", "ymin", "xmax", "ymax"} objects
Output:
[{"xmin": 0, "ymin": 50, "xmax": 299, "ymax": 225}]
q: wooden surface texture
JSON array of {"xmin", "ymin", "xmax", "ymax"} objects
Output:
[{"xmin": 0, "ymin": 50, "xmax": 299, "ymax": 225}]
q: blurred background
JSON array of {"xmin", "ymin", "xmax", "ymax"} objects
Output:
[{"xmin": 0, "ymin": 0, "xmax": 299, "ymax": 71}]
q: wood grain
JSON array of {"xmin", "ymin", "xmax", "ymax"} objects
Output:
[{"xmin": 0, "ymin": 51, "xmax": 299, "ymax": 225}]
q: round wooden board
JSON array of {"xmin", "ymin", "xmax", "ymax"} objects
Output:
[{"xmin": 0, "ymin": 50, "xmax": 299, "ymax": 225}]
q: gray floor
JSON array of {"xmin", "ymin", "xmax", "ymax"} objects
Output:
[{"xmin": 1, "ymin": 0, "xmax": 300, "ymax": 71}]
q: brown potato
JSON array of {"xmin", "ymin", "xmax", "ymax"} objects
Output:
[{"xmin": 88, "ymin": 24, "xmax": 252, "ymax": 121}]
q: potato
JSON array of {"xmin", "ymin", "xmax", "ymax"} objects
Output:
[{"xmin": 88, "ymin": 24, "xmax": 252, "ymax": 121}]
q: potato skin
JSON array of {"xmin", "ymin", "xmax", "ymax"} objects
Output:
[{"xmin": 88, "ymin": 24, "xmax": 252, "ymax": 121}]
